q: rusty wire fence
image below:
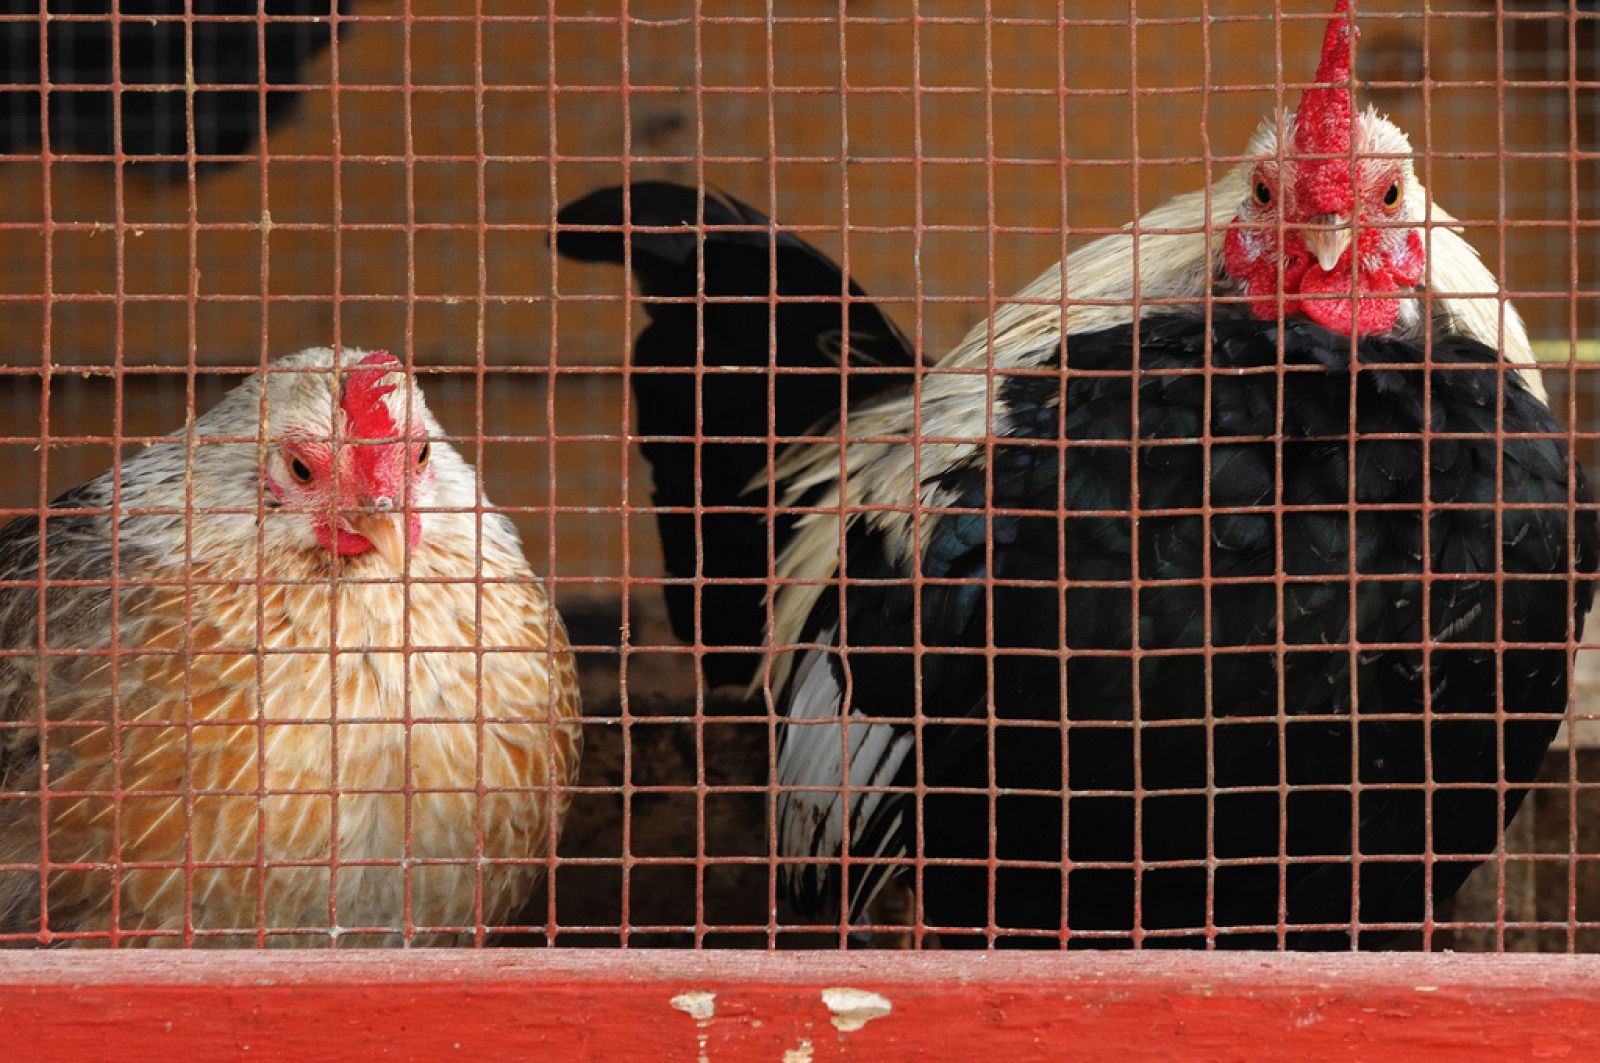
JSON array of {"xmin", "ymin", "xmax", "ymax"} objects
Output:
[{"xmin": 0, "ymin": 1, "xmax": 1593, "ymax": 950}]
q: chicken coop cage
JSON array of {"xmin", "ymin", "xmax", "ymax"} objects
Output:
[{"xmin": 0, "ymin": 0, "xmax": 1598, "ymax": 1058}]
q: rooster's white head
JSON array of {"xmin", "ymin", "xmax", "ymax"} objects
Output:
[{"xmin": 1223, "ymin": 0, "xmax": 1427, "ymax": 336}]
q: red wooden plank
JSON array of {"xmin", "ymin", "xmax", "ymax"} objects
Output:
[{"xmin": 1, "ymin": 951, "xmax": 1598, "ymax": 1062}]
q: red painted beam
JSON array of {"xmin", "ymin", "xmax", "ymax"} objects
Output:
[{"xmin": 2, "ymin": 951, "xmax": 1599, "ymax": 1062}]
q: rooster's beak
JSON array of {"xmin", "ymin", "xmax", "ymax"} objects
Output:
[
  {"xmin": 1306, "ymin": 214, "xmax": 1353, "ymax": 272},
  {"xmin": 352, "ymin": 512, "xmax": 408, "ymax": 568}
]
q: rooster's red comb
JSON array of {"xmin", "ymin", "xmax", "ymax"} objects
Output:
[
  {"xmin": 1294, "ymin": 0, "xmax": 1358, "ymax": 214},
  {"xmin": 341, "ymin": 350, "xmax": 401, "ymax": 440}
]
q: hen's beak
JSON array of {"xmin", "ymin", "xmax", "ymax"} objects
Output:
[
  {"xmin": 352, "ymin": 512, "xmax": 408, "ymax": 568},
  {"xmin": 1306, "ymin": 214, "xmax": 1353, "ymax": 272}
]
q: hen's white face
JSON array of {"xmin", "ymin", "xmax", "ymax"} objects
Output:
[{"xmin": 260, "ymin": 350, "xmax": 438, "ymax": 567}]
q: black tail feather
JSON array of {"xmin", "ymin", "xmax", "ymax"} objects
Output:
[{"xmin": 554, "ymin": 182, "xmax": 915, "ymax": 688}]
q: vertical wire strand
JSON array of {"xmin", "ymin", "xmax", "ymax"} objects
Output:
[
  {"xmin": 179, "ymin": 0, "xmax": 202, "ymax": 949},
  {"xmin": 907, "ymin": 0, "xmax": 930, "ymax": 951},
  {"xmin": 1125, "ymin": 0, "xmax": 1146, "ymax": 949},
  {"xmin": 979, "ymin": 0, "xmax": 999, "ymax": 949},
  {"xmin": 31, "ymin": 0, "xmax": 54, "ymax": 947},
  {"xmin": 399, "ymin": 0, "xmax": 421, "ymax": 947},
  {"xmin": 1419, "ymin": 0, "xmax": 1442, "ymax": 954},
  {"xmin": 469, "ymin": 0, "xmax": 492, "ymax": 949},
  {"xmin": 542, "ymin": 0, "xmax": 566, "ymax": 950},
  {"xmin": 760, "ymin": 0, "xmax": 781, "ymax": 951},
  {"xmin": 325, "ymin": 0, "xmax": 348, "ymax": 943},
  {"xmin": 690, "ymin": 0, "xmax": 709, "ymax": 951},
  {"xmin": 616, "ymin": 0, "xmax": 636, "ymax": 949},
  {"xmin": 1562, "ymin": 0, "xmax": 1584, "ymax": 957},
  {"xmin": 106, "ymin": 0, "xmax": 127, "ymax": 949},
  {"xmin": 251, "ymin": 0, "xmax": 275, "ymax": 953},
  {"xmin": 1197, "ymin": 0, "xmax": 1218, "ymax": 951}
]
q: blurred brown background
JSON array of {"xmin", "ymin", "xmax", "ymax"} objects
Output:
[{"xmin": 0, "ymin": 0, "xmax": 1595, "ymax": 946}]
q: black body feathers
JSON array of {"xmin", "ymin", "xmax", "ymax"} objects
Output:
[{"xmin": 799, "ymin": 316, "xmax": 1596, "ymax": 946}]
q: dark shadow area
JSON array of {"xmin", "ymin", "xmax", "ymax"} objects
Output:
[{"xmin": 0, "ymin": 1, "xmax": 340, "ymax": 175}]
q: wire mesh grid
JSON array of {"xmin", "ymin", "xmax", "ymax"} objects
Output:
[{"xmin": 0, "ymin": 0, "xmax": 1592, "ymax": 951}]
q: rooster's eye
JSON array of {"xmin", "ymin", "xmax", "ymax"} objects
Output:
[
  {"xmin": 1253, "ymin": 182, "xmax": 1273, "ymax": 207},
  {"xmin": 417, "ymin": 442, "xmax": 431, "ymax": 468},
  {"xmin": 288, "ymin": 457, "xmax": 314, "ymax": 484},
  {"xmin": 1383, "ymin": 182, "xmax": 1401, "ymax": 208}
]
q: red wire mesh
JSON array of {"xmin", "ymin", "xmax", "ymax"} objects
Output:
[{"xmin": 0, "ymin": 1, "xmax": 1592, "ymax": 950}]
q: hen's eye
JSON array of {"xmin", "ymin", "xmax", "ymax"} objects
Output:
[
  {"xmin": 417, "ymin": 442, "xmax": 431, "ymax": 467},
  {"xmin": 1253, "ymin": 181, "xmax": 1273, "ymax": 207},
  {"xmin": 1383, "ymin": 182, "xmax": 1401, "ymax": 207},
  {"xmin": 288, "ymin": 457, "xmax": 314, "ymax": 484}
]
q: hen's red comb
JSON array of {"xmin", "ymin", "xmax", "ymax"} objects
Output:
[
  {"xmin": 341, "ymin": 350, "xmax": 401, "ymax": 441},
  {"xmin": 1294, "ymin": 0, "xmax": 1357, "ymax": 214}
]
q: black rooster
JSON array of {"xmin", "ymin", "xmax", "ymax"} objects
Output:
[{"xmin": 557, "ymin": 182, "xmax": 1597, "ymax": 949}]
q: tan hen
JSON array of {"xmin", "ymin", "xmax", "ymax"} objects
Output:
[{"xmin": 0, "ymin": 349, "xmax": 581, "ymax": 947}]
